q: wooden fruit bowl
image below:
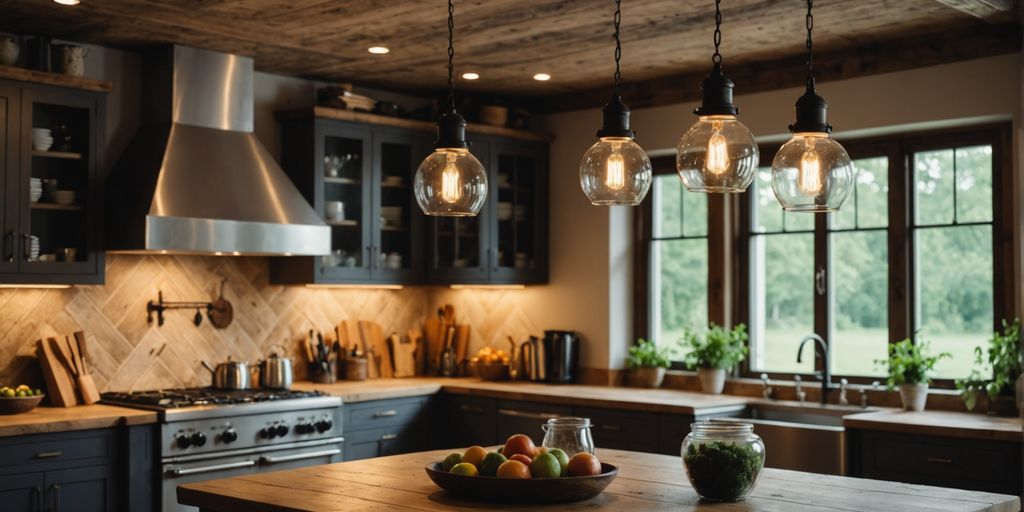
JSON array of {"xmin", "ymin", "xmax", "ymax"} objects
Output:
[
  {"xmin": 472, "ymin": 362, "xmax": 510, "ymax": 381},
  {"xmin": 0, "ymin": 395, "xmax": 44, "ymax": 415},
  {"xmin": 424, "ymin": 462, "xmax": 618, "ymax": 503}
]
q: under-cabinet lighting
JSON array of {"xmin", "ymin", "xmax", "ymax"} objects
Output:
[
  {"xmin": 0, "ymin": 284, "xmax": 72, "ymax": 289},
  {"xmin": 367, "ymin": 46, "xmax": 390, "ymax": 54},
  {"xmin": 533, "ymin": 73, "xmax": 551, "ymax": 81},
  {"xmin": 54, "ymin": 0, "xmax": 80, "ymax": 5},
  {"xmin": 449, "ymin": 284, "xmax": 526, "ymax": 290},
  {"xmin": 305, "ymin": 284, "xmax": 404, "ymax": 290},
  {"xmin": 462, "ymin": 72, "xmax": 480, "ymax": 80}
]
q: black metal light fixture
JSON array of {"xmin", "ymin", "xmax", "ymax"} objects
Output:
[
  {"xmin": 579, "ymin": 0, "xmax": 652, "ymax": 206},
  {"xmin": 676, "ymin": 0, "xmax": 759, "ymax": 193},
  {"xmin": 770, "ymin": 0, "xmax": 854, "ymax": 212},
  {"xmin": 414, "ymin": 0, "xmax": 487, "ymax": 216}
]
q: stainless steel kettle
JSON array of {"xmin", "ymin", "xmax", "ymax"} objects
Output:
[
  {"xmin": 202, "ymin": 358, "xmax": 250, "ymax": 389},
  {"xmin": 260, "ymin": 349, "xmax": 293, "ymax": 390},
  {"xmin": 519, "ymin": 336, "xmax": 546, "ymax": 381}
]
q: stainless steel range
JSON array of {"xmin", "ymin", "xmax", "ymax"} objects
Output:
[{"xmin": 102, "ymin": 388, "xmax": 343, "ymax": 512}]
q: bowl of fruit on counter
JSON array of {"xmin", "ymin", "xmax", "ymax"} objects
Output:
[
  {"xmin": 470, "ymin": 346, "xmax": 511, "ymax": 381},
  {"xmin": 425, "ymin": 433, "xmax": 618, "ymax": 503},
  {"xmin": 0, "ymin": 385, "xmax": 45, "ymax": 414}
]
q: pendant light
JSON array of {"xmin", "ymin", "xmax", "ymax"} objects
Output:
[
  {"xmin": 677, "ymin": 0, "xmax": 758, "ymax": 193},
  {"xmin": 579, "ymin": 0, "xmax": 652, "ymax": 206},
  {"xmin": 770, "ymin": 0, "xmax": 853, "ymax": 212},
  {"xmin": 414, "ymin": 0, "xmax": 487, "ymax": 217}
]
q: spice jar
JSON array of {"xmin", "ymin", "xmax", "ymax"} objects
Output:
[
  {"xmin": 681, "ymin": 421, "xmax": 765, "ymax": 502},
  {"xmin": 541, "ymin": 417, "xmax": 594, "ymax": 456}
]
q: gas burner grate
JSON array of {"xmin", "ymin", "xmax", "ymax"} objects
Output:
[{"xmin": 101, "ymin": 388, "xmax": 326, "ymax": 409}]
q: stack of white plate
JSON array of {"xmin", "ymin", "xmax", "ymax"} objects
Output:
[
  {"xmin": 29, "ymin": 178, "xmax": 42, "ymax": 203},
  {"xmin": 32, "ymin": 128, "xmax": 53, "ymax": 151},
  {"xmin": 53, "ymin": 190, "xmax": 76, "ymax": 206},
  {"xmin": 27, "ymin": 235, "xmax": 39, "ymax": 261},
  {"xmin": 496, "ymin": 202, "xmax": 513, "ymax": 221}
]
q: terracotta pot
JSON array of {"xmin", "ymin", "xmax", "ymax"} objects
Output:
[
  {"xmin": 697, "ymin": 368, "xmax": 726, "ymax": 394},
  {"xmin": 898, "ymin": 383, "xmax": 928, "ymax": 411},
  {"xmin": 627, "ymin": 367, "xmax": 665, "ymax": 388},
  {"xmin": 0, "ymin": 37, "xmax": 18, "ymax": 67}
]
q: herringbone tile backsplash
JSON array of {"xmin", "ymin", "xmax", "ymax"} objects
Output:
[{"xmin": 0, "ymin": 255, "xmax": 540, "ymax": 391}]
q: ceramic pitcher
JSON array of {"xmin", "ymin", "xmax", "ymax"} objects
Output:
[{"xmin": 54, "ymin": 44, "xmax": 87, "ymax": 76}]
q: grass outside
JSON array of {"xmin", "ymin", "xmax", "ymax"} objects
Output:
[{"xmin": 659, "ymin": 326, "xmax": 986, "ymax": 380}]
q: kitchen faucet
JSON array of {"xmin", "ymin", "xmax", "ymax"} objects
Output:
[{"xmin": 796, "ymin": 334, "xmax": 831, "ymax": 405}]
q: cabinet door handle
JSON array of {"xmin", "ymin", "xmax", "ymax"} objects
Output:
[
  {"xmin": 3, "ymin": 230, "xmax": 13, "ymax": 262},
  {"xmin": 50, "ymin": 484, "xmax": 60, "ymax": 512},
  {"xmin": 366, "ymin": 245, "xmax": 373, "ymax": 269},
  {"xmin": 380, "ymin": 433, "xmax": 398, "ymax": 441},
  {"xmin": 373, "ymin": 410, "xmax": 398, "ymax": 418},
  {"xmin": 35, "ymin": 450, "xmax": 62, "ymax": 459},
  {"xmin": 926, "ymin": 456, "xmax": 953, "ymax": 464},
  {"xmin": 22, "ymin": 233, "xmax": 31, "ymax": 261},
  {"xmin": 32, "ymin": 486, "xmax": 41, "ymax": 512}
]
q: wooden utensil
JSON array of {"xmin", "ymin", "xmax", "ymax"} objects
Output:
[
  {"xmin": 359, "ymin": 321, "xmax": 392, "ymax": 378},
  {"xmin": 408, "ymin": 328, "xmax": 425, "ymax": 376},
  {"xmin": 423, "ymin": 316, "xmax": 441, "ymax": 375},
  {"xmin": 36, "ymin": 338, "xmax": 77, "ymax": 407},
  {"xmin": 72, "ymin": 331, "xmax": 100, "ymax": 404},
  {"xmin": 341, "ymin": 320, "xmax": 364, "ymax": 355},
  {"xmin": 390, "ymin": 333, "xmax": 416, "ymax": 378},
  {"xmin": 454, "ymin": 324, "xmax": 471, "ymax": 375},
  {"xmin": 51, "ymin": 337, "xmax": 78, "ymax": 378}
]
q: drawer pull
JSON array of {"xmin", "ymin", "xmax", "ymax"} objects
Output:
[
  {"xmin": 459, "ymin": 404, "xmax": 486, "ymax": 414},
  {"xmin": 373, "ymin": 410, "xmax": 398, "ymax": 418},
  {"xmin": 498, "ymin": 408, "xmax": 563, "ymax": 420},
  {"xmin": 380, "ymin": 434, "xmax": 398, "ymax": 441},
  {"xmin": 261, "ymin": 448, "xmax": 341, "ymax": 464},
  {"xmin": 168, "ymin": 460, "xmax": 256, "ymax": 476},
  {"xmin": 926, "ymin": 457, "xmax": 953, "ymax": 464},
  {"xmin": 35, "ymin": 450, "xmax": 63, "ymax": 459}
]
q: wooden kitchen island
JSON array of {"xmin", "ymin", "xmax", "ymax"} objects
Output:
[{"xmin": 178, "ymin": 449, "xmax": 1021, "ymax": 511}]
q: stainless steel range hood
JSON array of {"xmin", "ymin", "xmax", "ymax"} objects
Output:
[{"xmin": 106, "ymin": 46, "xmax": 329, "ymax": 256}]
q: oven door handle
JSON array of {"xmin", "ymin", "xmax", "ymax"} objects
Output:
[
  {"xmin": 260, "ymin": 448, "xmax": 341, "ymax": 465},
  {"xmin": 168, "ymin": 460, "xmax": 256, "ymax": 476}
]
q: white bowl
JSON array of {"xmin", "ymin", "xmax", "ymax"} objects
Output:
[{"xmin": 33, "ymin": 141, "xmax": 52, "ymax": 151}]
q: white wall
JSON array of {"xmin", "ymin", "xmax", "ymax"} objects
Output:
[{"xmin": 536, "ymin": 53, "xmax": 1024, "ymax": 371}]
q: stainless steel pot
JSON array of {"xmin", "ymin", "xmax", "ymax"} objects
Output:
[
  {"xmin": 202, "ymin": 359, "xmax": 250, "ymax": 389},
  {"xmin": 261, "ymin": 354, "xmax": 293, "ymax": 390}
]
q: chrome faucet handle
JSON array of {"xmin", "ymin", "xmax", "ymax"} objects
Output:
[
  {"xmin": 860, "ymin": 381, "xmax": 881, "ymax": 408},
  {"xmin": 838, "ymin": 378, "xmax": 849, "ymax": 406},
  {"xmin": 760, "ymin": 373, "xmax": 774, "ymax": 400},
  {"xmin": 794, "ymin": 375, "xmax": 806, "ymax": 404}
]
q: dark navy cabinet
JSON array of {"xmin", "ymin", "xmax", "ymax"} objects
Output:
[{"xmin": 342, "ymin": 395, "xmax": 434, "ymax": 461}]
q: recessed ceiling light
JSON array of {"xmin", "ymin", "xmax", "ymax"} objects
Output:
[
  {"xmin": 53, "ymin": 0, "xmax": 80, "ymax": 4},
  {"xmin": 367, "ymin": 46, "xmax": 390, "ymax": 54},
  {"xmin": 462, "ymin": 72, "xmax": 480, "ymax": 80},
  {"xmin": 533, "ymin": 73, "xmax": 551, "ymax": 81}
]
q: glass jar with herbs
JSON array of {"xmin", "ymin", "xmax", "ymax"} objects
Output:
[{"xmin": 682, "ymin": 421, "xmax": 765, "ymax": 502}]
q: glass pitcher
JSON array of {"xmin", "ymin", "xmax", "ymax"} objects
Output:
[{"xmin": 541, "ymin": 417, "xmax": 594, "ymax": 456}]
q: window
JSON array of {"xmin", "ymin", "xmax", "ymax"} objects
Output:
[{"xmin": 737, "ymin": 124, "xmax": 1013, "ymax": 382}]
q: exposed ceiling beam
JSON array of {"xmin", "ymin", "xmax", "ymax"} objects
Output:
[
  {"xmin": 526, "ymin": 22, "xmax": 1022, "ymax": 113},
  {"xmin": 930, "ymin": 0, "xmax": 1018, "ymax": 22}
]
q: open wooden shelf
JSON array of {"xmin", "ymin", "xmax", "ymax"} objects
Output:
[
  {"xmin": 0, "ymin": 65, "xmax": 113, "ymax": 93},
  {"xmin": 324, "ymin": 177, "xmax": 360, "ymax": 185},
  {"xmin": 326, "ymin": 219, "xmax": 357, "ymax": 226},
  {"xmin": 32, "ymin": 150, "xmax": 83, "ymax": 160},
  {"xmin": 31, "ymin": 202, "xmax": 82, "ymax": 211}
]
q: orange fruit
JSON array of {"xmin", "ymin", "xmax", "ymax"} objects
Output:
[
  {"xmin": 502, "ymin": 434, "xmax": 537, "ymax": 459},
  {"xmin": 496, "ymin": 460, "xmax": 531, "ymax": 479},
  {"xmin": 567, "ymin": 452, "xmax": 602, "ymax": 477},
  {"xmin": 462, "ymin": 445, "xmax": 488, "ymax": 468}
]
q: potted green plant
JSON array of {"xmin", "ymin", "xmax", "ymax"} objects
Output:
[
  {"xmin": 875, "ymin": 338, "xmax": 950, "ymax": 412},
  {"xmin": 682, "ymin": 324, "xmax": 748, "ymax": 394},
  {"xmin": 625, "ymin": 338, "xmax": 670, "ymax": 388},
  {"xmin": 955, "ymin": 319, "xmax": 1021, "ymax": 416}
]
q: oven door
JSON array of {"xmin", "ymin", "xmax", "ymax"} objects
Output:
[{"xmin": 163, "ymin": 437, "xmax": 343, "ymax": 512}]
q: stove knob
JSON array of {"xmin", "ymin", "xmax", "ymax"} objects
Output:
[
  {"xmin": 259, "ymin": 427, "xmax": 276, "ymax": 439},
  {"xmin": 296, "ymin": 422, "xmax": 315, "ymax": 434},
  {"xmin": 221, "ymin": 428, "xmax": 238, "ymax": 443},
  {"xmin": 274, "ymin": 424, "xmax": 289, "ymax": 437},
  {"xmin": 191, "ymin": 431, "xmax": 207, "ymax": 447},
  {"xmin": 175, "ymin": 433, "xmax": 191, "ymax": 449},
  {"xmin": 315, "ymin": 419, "xmax": 333, "ymax": 433}
]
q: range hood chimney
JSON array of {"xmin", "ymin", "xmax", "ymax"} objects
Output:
[{"xmin": 106, "ymin": 45, "xmax": 329, "ymax": 256}]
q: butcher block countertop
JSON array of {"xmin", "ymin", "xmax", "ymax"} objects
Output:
[
  {"xmin": 177, "ymin": 448, "xmax": 1021, "ymax": 512},
  {"xmin": 293, "ymin": 378, "xmax": 748, "ymax": 415},
  {"xmin": 0, "ymin": 404, "xmax": 157, "ymax": 437},
  {"xmin": 843, "ymin": 408, "xmax": 1023, "ymax": 442}
]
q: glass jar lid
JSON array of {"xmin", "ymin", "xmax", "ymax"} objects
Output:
[{"xmin": 689, "ymin": 420, "xmax": 755, "ymax": 438}]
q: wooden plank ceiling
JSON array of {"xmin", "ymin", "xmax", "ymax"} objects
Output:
[{"xmin": 0, "ymin": 0, "xmax": 1017, "ymax": 110}]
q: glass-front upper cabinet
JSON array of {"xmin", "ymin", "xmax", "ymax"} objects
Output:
[
  {"xmin": 429, "ymin": 140, "xmax": 490, "ymax": 283},
  {"xmin": 489, "ymin": 140, "xmax": 547, "ymax": 284},
  {"xmin": 371, "ymin": 129, "xmax": 425, "ymax": 282},
  {"xmin": 319, "ymin": 124, "xmax": 372, "ymax": 281}
]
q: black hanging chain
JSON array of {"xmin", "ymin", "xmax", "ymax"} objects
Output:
[
  {"xmin": 613, "ymin": 0, "xmax": 622, "ymax": 94},
  {"xmin": 804, "ymin": 0, "xmax": 814, "ymax": 88},
  {"xmin": 447, "ymin": 0, "xmax": 456, "ymax": 111},
  {"xmin": 712, "ymin": 0, "xmax": 723, "ymax": 65}
]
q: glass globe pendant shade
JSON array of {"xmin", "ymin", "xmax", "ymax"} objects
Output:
[
  {"xmin": 414, "ymin": 147, "xmax": 487, "ymax": 216},
  {"xmin": 580, "ymin": 136, "xmax": 652, "ymax": 206},
  {"xmin": 770, "ymin": 132, "xmax": 853, "ymax": 212},
  {"xmin": 677, "ymin": 115, "xmax": 759, "ymax": 192}
]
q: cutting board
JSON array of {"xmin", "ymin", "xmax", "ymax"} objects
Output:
[
  {"xmin": 423, "ymin": 316, "xmax": 442, "ymax": 375},
  {"xmin": 358, "ymin": 321, "xmax": 392, "ymax": 378},
  {"xmin": 339, "ymin": 320, "xmax": 364, "ymax": 355},
  {"xmin": 390, "ymin": 333, "xmax": 416, "ymax": 378},
  {"xmin": 454, "ymin": 325, "xmax": 471, "ymax": 372},
  {"xmin": 408, "ymin": 328, "xmax": 425, "ymax": 376},
  {"xmin": 36, "ymin": 338, "xmax": 78, "ymax": 407}
]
